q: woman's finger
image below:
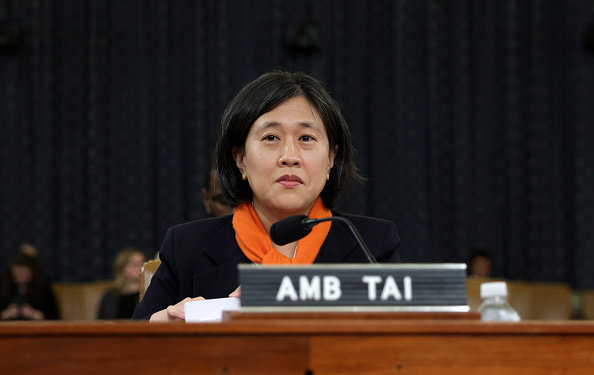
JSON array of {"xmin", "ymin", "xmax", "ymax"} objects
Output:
[{"xmin": 229, "ymin": 286, "xmax": 241, "ymax": 298}]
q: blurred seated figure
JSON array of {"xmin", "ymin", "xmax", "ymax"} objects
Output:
[
  {"xmin": 0, "ymin": 245, "xmax": 60, "ymax": 320},
  {"xmin": 202, "ymin": 155, "xmax": 236, "ymax": 218},
  {"xmin": 97, "ymin": 247, "xmax": 145, "ymax": 319},
  {"xmin": 467, "ymin": 248, "xmax": 493, "ymax": 278},
  {"xmin": 153, "ymin": 158, "xmax": 235, "ymax": 260}
]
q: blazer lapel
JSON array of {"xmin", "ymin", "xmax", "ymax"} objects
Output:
[
  {"xmin": 193, "ymin": 220, "xmax": 249, "ymax": 299},
  {"xmin": 202, "ymin": 219, "xmax": 245, "ymax": 266}
]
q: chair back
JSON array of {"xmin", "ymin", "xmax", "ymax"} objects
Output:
[
  {"xmin": 52, "ymin": 281, "xmax": 115, "ymax": 320},
  {"xmin": 139, "ymin": 260, "xmax": 161, "ymax": 302}
]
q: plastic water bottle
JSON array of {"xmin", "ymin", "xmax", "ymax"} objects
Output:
[{"xmin": 478, "ymin": 282, "xmax": 521, "ymax": 322}]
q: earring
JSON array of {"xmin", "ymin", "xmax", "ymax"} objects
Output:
[
  {"xmin": 242, "ymin": 173, "xmax": 247, "ymax": 180},
  {"xmin": 326, "ymin": 173, "xmax": 330, "ymax": 180}
]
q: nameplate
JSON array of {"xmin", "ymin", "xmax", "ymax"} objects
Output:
[{"xmin": 239, "ymin": 263, "xmax": 469, "ymax": 312}]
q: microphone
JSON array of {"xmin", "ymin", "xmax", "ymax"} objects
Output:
[{"xmin": 270, "ymin": 215, "xmax": 378, "ymax": 263}]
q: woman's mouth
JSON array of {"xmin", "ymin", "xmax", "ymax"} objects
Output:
[{"xmin": 276, "ymin": 175, "xmax": 303, "ymax": 188}]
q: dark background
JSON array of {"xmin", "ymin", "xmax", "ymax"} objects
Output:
[{"xmin": 1, "ymin": 1, "xmax": 593, "ymax": 288}]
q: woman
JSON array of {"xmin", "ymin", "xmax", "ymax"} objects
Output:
[
  {"xmin": 132, "ymin": 71, "xmax": 401, "ymax": 321},
  {"xmin": 0, "ymin": 246, "xmax": 60, "ymax": 320},
  {"xmin": 97, "ymin": 247, "xmax": 145, "ymax": 319}
]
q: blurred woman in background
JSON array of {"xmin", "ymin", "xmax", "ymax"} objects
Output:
[
  {"xmin": 0, "ymin": 245, "xmax": 59, "ymax": 320},
  {"xmin": 97, "ymin": 247, "xmax": 145, "ymax": 319}
]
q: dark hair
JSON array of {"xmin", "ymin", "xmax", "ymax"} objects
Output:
[
  {"xmin": 214, "ymin": 71, "xmax": 362, "ymax": 208},
  {"xmin": 0, "ymin": 251, "xmax": 46, "ymax": 306},
  {"xmin": 203, "ymin": 153, "xmax": 215, "ymax": 191},
  {"xmin": 468, "ymin": 248, "xmax": 493, "ymax": 262},
  {"xmin": 467, "ymin": 248, "xmax": 493, "ymax": 276}
]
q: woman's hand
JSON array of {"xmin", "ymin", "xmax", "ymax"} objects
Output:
[
  {"xmin": 229, "ymin": 286, "xmax": 241, "ymax": 298},
  {"xmin": 149, "ymin": 296, "xmax": 205, "ymax": 322},
  {"xmin": 0, "ymin": 303, "xmax": 20, "ymax": 320},
  {"xmin": 149, "ymin": 287, "xmax": 241, "ymax": 322},
  {"xmin": 19, "ymin": 303, "xmax": 45, "ymax": 320}
]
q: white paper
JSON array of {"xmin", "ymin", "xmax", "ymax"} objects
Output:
[{"xmin": 184, "ymin": 297, "xmax": 241, "ymax": 323}]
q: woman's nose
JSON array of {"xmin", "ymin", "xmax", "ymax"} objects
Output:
[{"xmin": 278, "ymin": 140, "xmax": 300, "ymax": 167}]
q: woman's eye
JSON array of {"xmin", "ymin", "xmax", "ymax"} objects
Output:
[
  {"xmin": 263, "ymin": 135, "xmax": 278, "ymax": 141},
  {"xmin": 300, "ymin": 135, "xmax": 315, "ymax": 142}
]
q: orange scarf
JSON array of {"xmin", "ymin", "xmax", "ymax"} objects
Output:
[{"xmin": 233, "ymin": 197, "xmax": 332, "ymax": 264}]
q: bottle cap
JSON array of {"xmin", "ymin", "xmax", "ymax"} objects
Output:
[{"xmin": 480, "ymin": 282, "xmax": 508, "ymax": 298}]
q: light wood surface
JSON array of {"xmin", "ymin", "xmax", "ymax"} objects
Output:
[
  {"xmin": 2, "ymin": 315, "xmax": 594, "ymax": 374},
  {"xmin": 51, "ymin": 280, "xmax": 114, "ymax": 320},
  {"xmin": 466, "ymin": 277, "xmax": 573, "ymax": 320},
  {"xmin": 139, "ymin": 259, "xmax": 161, "ymax": 302}
]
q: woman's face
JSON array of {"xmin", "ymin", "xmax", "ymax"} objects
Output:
[
  {"xmin": 11, "ymin": 265, "xmax": 32, "ymax": 286},
  {"xmin": 123, "ymin": 253, "xmax": 145, "ymax": 283},
  {"xmin": 235, "ymin": 96, "xmax": 336, "ymax": 218}
]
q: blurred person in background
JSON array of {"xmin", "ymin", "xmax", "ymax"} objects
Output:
[
  {"xmin": 467, "ymin": 248, "xmax": 493, "ymax": 278},
  {"xmin": 153, "ymin": 157, "xmax": 235, "ymax": 260},
  {"xmin": 202, "ymin": 155, "xmax": 236, "ymax": 218},
  {"xmin": 97, "ymin": 247, "xmax": 146, "ymax": 319},
  {"xmin": 0, "ymin": 245, "xmax": 59, "ymax": 320}
]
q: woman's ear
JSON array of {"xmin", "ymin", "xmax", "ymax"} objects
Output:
[
  {"xmin": 233, "ymin": 146, "xmax": 245, "ymax": 174},
  {"xmin": 328, "ymin": 145, "xmax": 338, "ymax": 169}
]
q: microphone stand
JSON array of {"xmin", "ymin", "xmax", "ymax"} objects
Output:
[{"xmin": 304, "ymin": 216, "xmax": 378, "ymax": 264}]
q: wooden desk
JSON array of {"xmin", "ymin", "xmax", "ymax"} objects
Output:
[{"xmin": 2, "ymin": 315, "xmax": 594, "ymax": 374}]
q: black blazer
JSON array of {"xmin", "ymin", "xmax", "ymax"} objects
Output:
[{"xmin": 132, "ymin": 212, "xmax": 401, "ymax": 320}]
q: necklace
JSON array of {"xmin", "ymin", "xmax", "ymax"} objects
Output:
[{"xmin": 292, "ymin": 243, "xmax": 298, "ymax": 259}]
